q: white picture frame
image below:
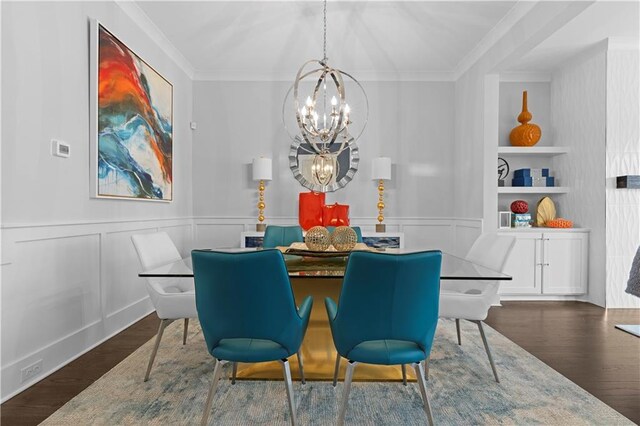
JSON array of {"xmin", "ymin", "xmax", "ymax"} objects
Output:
[{"xmin": 499, "ymin": 211, "xmax": 512, "ymax": 229}]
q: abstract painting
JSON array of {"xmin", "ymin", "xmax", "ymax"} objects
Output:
[{"xmin": 92, "ymin": 23, "xmax": 173, "ymax": 201}]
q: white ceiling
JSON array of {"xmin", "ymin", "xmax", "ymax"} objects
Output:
[
  {"xmin": 506, "ymin": 1, "xmax": 640, "ymax": 72},
  {"xmin": 135, "ymin": 1, "xmax": 517, "ymax": 80}
]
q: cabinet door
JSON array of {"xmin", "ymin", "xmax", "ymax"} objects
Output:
[
  {"xmin": 498, "ymin": 233, "xmax": 543, "ymax": 295},
  {"xmin": 542, "ymin": 233, "xmax": 589, "ymax": 295}
]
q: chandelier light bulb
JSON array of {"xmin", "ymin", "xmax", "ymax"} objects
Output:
[
  {"xmin": 331, "ymin": 96, "xmax": 338, "ymax": 106},
  {"xmin": 301, "ymin": 106, "xmax": 307, "ymax": 117},
  {"xmin": 306, "ymin": 96, "xmax": 313, "ymax": 107}
]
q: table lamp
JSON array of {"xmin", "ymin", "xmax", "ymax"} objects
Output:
[
  {"xmin": 372, "ymin": 157, "xmax": 391, "ymax": 232},
  {"xmin": 252, "ymin": 157, "xmax": 272, "ymax": 232}
]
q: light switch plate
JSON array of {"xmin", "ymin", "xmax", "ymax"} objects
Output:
[{"xmin": 52, "ymin": 139, "xmax": 70, "ymax": 158}]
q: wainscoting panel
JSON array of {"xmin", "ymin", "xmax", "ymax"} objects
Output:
[
  {"xmin": 2, "ymin": 234, "xmax": 102, "ymax": 366},
  {"xmin": 0, "ymin": 217, "xmax": 193, "ymax": 402}
]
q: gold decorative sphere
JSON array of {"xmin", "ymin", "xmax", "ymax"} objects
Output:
[
  {"xmin": 377, "ymin": 215, "xmax": 384, "ymax": 223},
  {"xmin": 378, "ymin": 184, "xmax": 385, "ymax": 191},
  {"xmin": 377, "ymin": 202, "xmax": 385, "ymax": 209},
  {"xmin": 257, "ymin": 201, "xmax": 265, "ymax": 209},
  {"xmin": 305, "ymin": 226, "xmax": 330, "ymax": 251},
  {"xmin": 259, "ymin": 184, "xmax": 265, "ymax": 191},
  {"xmin": 330, "ymin": 226, "xmax": 357, "ymax": 251},
  {"xmin": 258, "ymin": 215, "xmax": 265, "ymax": 222},
  {"xmin": 259, "ymin": 196, "xmax": 264, "ymax": 201}
]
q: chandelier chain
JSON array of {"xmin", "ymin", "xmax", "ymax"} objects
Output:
[{"xmin": 322, "ymin": 0, "xmax": 327, "ymax": 63}]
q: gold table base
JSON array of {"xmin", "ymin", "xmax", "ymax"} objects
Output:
[{"xmin": 235, "ymin": 278, "xmax": 416, "ymax": 382}]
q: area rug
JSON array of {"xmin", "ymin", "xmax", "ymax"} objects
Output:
[{"xmin": 42, "ymin": 319, "xmax": 632, "ymax": 425}]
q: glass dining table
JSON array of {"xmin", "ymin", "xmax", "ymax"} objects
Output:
[
  {"xmin": 139, "ymin": 248, "xmax": 511, "ymax": 382},
  {"xmin": 139, "ymin": 247, "xmax": 512, "ymax": 281}
]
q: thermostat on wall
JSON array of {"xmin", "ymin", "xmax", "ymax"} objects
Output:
[{"xmin": 52, "ymin": 139, "xmax": 70, "ymax": 158}]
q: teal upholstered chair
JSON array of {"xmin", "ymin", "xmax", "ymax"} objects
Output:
[
  {"xmin": 326, "ymin": 226, "xmax": 363, "ymax": 243},
  {"xmin": 263, "ymin": 225, "xmax": 304, "ymax": 248},
  {"xmin": 326, "ymin": 250, "xmax": 442, "ymax": 426},
  {"xmin": 192, "ymin": 249, "xmax": 313, "ymax": 426}
]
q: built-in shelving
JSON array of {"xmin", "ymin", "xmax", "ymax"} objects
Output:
[
  {"xmin": 498, "ymin": 187, "xmax": 570, "ymax": 194},
  {"xmin": 498, "ymin": 146, "xmax": 569, "ymax": 156}
]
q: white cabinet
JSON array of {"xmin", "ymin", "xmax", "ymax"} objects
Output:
[
  {"xmin": 498, "ymin": 232, "xmax": 542, "ymax": 294},
  {"xmin": 497, "ymin": 230, "xmax": 589, "ymax": 296},
  {"xmin": 542, "ymin": 233, "xmax": 589, "ymax": 294}
]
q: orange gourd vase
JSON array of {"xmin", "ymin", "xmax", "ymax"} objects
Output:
[{"xmin": 509, "ymin": 91, "xmax": 541, "ymax": 147}]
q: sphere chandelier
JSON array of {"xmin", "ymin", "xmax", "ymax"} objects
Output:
[{"xmin": 283, "ymin": 0, "xmax": 368, "ymax": 188}]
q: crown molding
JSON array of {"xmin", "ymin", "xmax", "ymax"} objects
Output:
[
  {"xmin": 453, "ymin": 1, "xmax": 538, "ymax": 81},
  {"xmin": 193, "ymin": 69, "xmax": 455, "ymax": 82},
  {"xmin": 115, "ymin": 0, "xmax": 195, "ymax": 79}
]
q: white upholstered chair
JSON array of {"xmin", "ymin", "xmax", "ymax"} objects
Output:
[
  {"xmin": 438, "ymin": 233, "xmax": 516, "ymax": 382},
  {"xmin": 131, "ymin": 232, "xmax": 197, "ymax": 381}
]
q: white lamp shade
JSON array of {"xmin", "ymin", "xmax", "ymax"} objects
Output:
[
  {"xmin": 252, "ymin": 157, "xmax": 272, "ymax": 181},
  {"xmin": 372, "ymin": 157, "xmax": 392, "ymax": 180}
]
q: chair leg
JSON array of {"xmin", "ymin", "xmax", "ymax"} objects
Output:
[
  {"xmin": 401, "ymin": 364, "xmax": 407, "ymax": 386},
  {"xmin": 183, "ymin": 318, "xmax": 189, "ymax": 345},
  {"xmin": 231, "ymin": 362, "xmax": 238, "ymax": 385},
  {"xmin": 425, "ymin": 355, "xmax": 430, "ymax": 381},
  {"xmin": 455, "ymin": 318, "xmax": 462, "ymax": 345},
  {"xmin": 476, "ymin": 320, "xmax": 500, "ymax": 383},
  {"xmin": 332, "ymin": 353, "xmax": 341, "ymax": 387},
  {"xmin": 144, "ymin": 319, "xmax": 172, "ymax": 382},
  {"xmin": 338, "ymin": 361, "xmax": 357, "ymax": 426},
  {"xmin": 297, "ymin": 351, "xmax": 306, "ymax": 384},
  {"xmin": 413, "ymin": 361, "xmax": 434, "ymax": 426},
  {"xmin": 280, "ymin": 359, "xmax": 297, "ymax": 426},
  {"xmin": 201, "ymin": 359, "xmax": 226, "ymax": 426}
]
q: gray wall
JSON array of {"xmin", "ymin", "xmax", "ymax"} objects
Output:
[
  {"xmin": 192, "ymin": 80, "xmax": 455, "ymax": 220},
  {"xmin": 1, "ymin": 1, "xmax": 193, "ymax": 225},
  {"xmin": 1, "ymin": 1, "xmax": 193, "ymax": 401}
]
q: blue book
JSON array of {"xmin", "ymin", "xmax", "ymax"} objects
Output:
[
  {"xmin": 512, "ymin": 177, "xmax": 533, "ymax": 187},
  {"xmin": 514, "ymin": 168, "xmax": 550, "ymax": 178}
]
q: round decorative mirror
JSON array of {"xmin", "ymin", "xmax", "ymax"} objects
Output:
[{"xmin": 288, "ymin": 135, "xmax": 359, "ymax": 193}]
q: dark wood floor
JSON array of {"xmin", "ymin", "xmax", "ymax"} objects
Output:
[
  {"xmin": 485, "ymin": 302, "xmax": 640, "ymax": 424},
  {"xmin": 2, "ymin": 302, "xmax": 639, "ymax": 425}
]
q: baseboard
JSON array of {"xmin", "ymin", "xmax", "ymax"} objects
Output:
[{"xmin": 499, "ymin": 295, "xmax": 586, "ymax": 302}]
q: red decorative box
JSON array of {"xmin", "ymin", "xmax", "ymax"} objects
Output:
[
  {"xmin": 322, "ymin": 203, "xmax": 350, "ymax": 227},
  {"xmin": 299, "ymin": 192, "xmax": 326, "ymax": 230}
]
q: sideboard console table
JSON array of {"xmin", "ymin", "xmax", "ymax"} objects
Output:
[{"xmin": 240, "ymin": 231, "xmax": 405, "ymax": 249}]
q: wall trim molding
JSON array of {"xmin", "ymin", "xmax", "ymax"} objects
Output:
[{"xmin": 1, "ymin": 216, "xmax": 193, "ymax": 230}]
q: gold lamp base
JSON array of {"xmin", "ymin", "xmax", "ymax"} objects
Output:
[
  {"xmin": 256, "ymin": 223, "xmax": 266, "ymax": 232},
  {"xmin": 376, "ymin": 223, "xmax": 386, "ymax": 233}
]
